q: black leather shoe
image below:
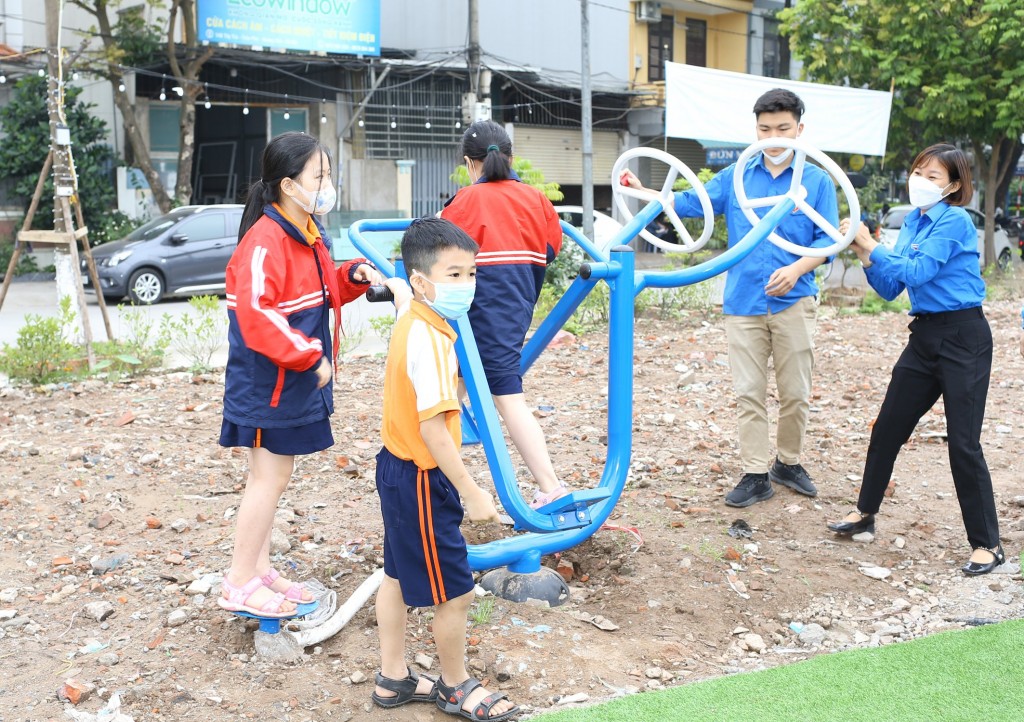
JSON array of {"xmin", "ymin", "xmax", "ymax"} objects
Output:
[
  {"xmin": 962, "ymin": 545, "xmax": 1005, "ymax": 576},
  {"xmin": 769, "ymin": 458, "xmax": 818, "ymax": 497},
  {"xmin": 827, "ymin": 511, "xmax": 875, "ymax": 536}
]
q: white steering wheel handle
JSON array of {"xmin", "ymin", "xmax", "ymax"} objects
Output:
[
  {"xmin": 732, "ymin": 138, "xmax": 858, "ymax": 258},
  {"xmin": 611, "ymin": 148, "xmax": 715, "ymax": 253}
]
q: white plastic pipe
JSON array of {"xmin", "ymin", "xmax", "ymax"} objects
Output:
[{"xmin": 290, "ymin": 568, "xmax": 384, "ymax": 646}]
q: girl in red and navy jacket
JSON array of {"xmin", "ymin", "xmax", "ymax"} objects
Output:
[
  {"xmin": 441, "ymin": 120, "xmax": 568, "ymax": 509},
  {"xmin": 218, "ymin": 132, "xmax": 382, "ymax": 618}
]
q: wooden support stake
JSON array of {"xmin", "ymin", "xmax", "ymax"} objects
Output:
[{"xmin": 0, "ymin": 152, "xmax": 53, "ymax": 309}]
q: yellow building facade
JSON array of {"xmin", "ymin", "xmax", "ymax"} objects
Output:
[{"xmin": 629, "ymin": 0, "xmax": 753, "ymax": 107}]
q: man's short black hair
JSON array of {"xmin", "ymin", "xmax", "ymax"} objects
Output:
[
  {"xmin": 753, "ymin": 88, "xmax": 805, "ymax": 121},
  {"xmin": 400, "ymin": 217, "xmax": 479, "ymax": 277}
]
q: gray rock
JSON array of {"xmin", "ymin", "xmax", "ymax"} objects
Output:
[
  {"xmin": 186, "ymin": 578, "xmax": 213, "ymax": 596},
  {"xmin": 0, "ymin": 588, "xmax": 16, "ymax": 603},
  {"xmin": 166, "ymin": 609, "xmax": 189, "ymax": 627},
  {"xmin": 741, "ymin": 633, "xmax": 766, "ymax": 653},
  {"xmin": 91, "ymin": 554, "xmax": 130, "ymax": 575},
  {"xmin": 852, "ymin": 531, "xmax": 875, "ymax": 543},
  {"xmin": 170, "ymin": 518, "xmax": 190, "ymax": 533},
  {"xmin": 349, "ymin": 670, "xmax": 367, "ymax": 684},
  {"xmin": 798, "ymin": 623, "xmax": 827, "ymax": 646},
  {"xmin": 269, "ymin": 528, "xmax": 291, "ymax": 555},
  {"xmin": 139, "ymin": 452, "xmax": 160, "ymax": 466},
  {"xmin": 644, "ymin": 666, "xmax": 663, "ymax": 679},
  {"xmin": 414, "ymin": 653, "xmax": 434, "ymax": 670},
  {"xmin": 859, "ymin": 566, "xmax": 891, "ymax": 581},
  {"xmin": 98, "ymin": 652, "xmax": 120, "ymax": 666},
  {"xmin": 84, "ymin": 601, "xmax": 115, "ymax": 622},
  {"xmin": 557, "ymin": 693, "xmax": 590, "ymax": 705}
]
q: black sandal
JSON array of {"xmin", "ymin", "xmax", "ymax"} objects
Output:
[
  {"xmin": 370, "ymin": 666, "xmax": 438, "ymax": 708},
  {"xmin": 436, "ymin": 676, "xmax": 520, "ymax": 721}
]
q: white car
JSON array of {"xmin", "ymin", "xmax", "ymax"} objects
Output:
[
  {"xmin": 553, "ymin": 205, "xmax": 624, "ymax": 251},
  {"xmin": 877, "ymin": 205, "xmax": 1013, "ymax": 271}
]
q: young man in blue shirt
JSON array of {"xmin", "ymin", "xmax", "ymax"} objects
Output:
[{"xmin": 623, "ymin": 88, "xmax": 838, "ymax": 507}]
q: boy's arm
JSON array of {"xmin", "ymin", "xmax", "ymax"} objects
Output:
[{"xmin": 419, "ymin": 414, "xmax": 499, "ymax": 523}]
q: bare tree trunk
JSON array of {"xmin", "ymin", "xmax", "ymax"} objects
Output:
[
  {"xmin": 176, "ymin": 88, "xmax": 200, "ymax": 204},
  {"xmin": 168, "ymin": 0, "xmax": 214, "ymax": 206},
  {"xmin": 112, "ymin": 74, "xmax": 173, "ymax": 213},
  {"xmin": 72, "ymin": 0, "xmax": 173, "ymax": 214}
]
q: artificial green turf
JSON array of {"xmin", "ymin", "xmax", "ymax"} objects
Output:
[{"xmin": 531, "ymin": 619, "xmax": 1024, "ymax": 721}]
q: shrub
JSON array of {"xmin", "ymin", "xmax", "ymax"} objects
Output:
[
  {"xmin": 163, "ymin": 295, "xmax": 226, "ymax": 373},
  {"xmin": 0, "ymin": 296, "xmax": 80, "ymax": 383}
]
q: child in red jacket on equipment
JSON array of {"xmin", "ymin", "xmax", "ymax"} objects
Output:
[
  {"xmin": 441, "ymin": 120, "xmax": 567, "ymax": 509},
  {"xmin": 218, "ymin": 132, "xmax": 381, "ymax": 617}
]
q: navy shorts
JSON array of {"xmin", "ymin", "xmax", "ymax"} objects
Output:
[
  {"xmin": 219, "ymin": 418, "xmax": 333, "ymax": 456},
  {"xmin": 375, "ymin": 447, "xmax": 473, "ymax": 607}
]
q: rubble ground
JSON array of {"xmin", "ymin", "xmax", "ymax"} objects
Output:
[{"xmin": 1, "ymin": 299, "xmax": 1023, "ymax": 721}]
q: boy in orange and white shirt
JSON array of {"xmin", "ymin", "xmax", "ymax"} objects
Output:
[{"xmin": 371, "ymin": 218, "xmax": 519, "ymax": 721}]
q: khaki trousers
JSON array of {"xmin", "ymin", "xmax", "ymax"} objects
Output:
[{"xmin": 725, "ymin": 296, "xmax": 817, "ymax": 474}]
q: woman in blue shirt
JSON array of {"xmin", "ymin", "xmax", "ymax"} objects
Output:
[{"xmin": 827, "ymin": 144, "xmax": 1003, "ymax": 576}]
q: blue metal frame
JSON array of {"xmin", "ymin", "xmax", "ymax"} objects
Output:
[{"xmin": 348, "ymin": 194, "xmax": 796, "ymax": 573}]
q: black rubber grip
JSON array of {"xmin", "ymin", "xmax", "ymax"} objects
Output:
[{"xmin": 366, "ymin": 285, "xmax": 395, "ymax": 303}]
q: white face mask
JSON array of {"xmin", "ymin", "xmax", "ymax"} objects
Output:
[
  {"xmin": 763, "ymin": 148, "xmax": 794, "ymax": 166},
  {"xmin": 290, "ymin": 181, "xmax": 337, "ymax": 216},
  {"xmin": 907, "ymin": 175, "xmax": 953, "ymax": 209}
]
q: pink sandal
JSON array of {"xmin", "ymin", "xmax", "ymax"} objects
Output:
[
  {"xmin": 218, "ymin": 575, "xmax": 296, "ymax": 618},
  {"xmin": 530, "ymin": 484, "xmax": 570, "ymax": 510},
  {"xmin": 260, "ymin": 568, "xmax": 312, "ymax": 602}
]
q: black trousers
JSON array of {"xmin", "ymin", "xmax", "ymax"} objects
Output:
[{"xmin": 858, "ymin": 307, "xmax": 1000, "ymax": 550}]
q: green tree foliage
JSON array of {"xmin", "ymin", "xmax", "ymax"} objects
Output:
[
  {"xmin": 450, "ymin": 157, "xmax": 564, "ymax": 201},
  {"xmin": 780, "ymin": 0, "xmax": 1024, "ymax": 266},
  {"xmin": 0, "ymin": 75, "xmax": 118, "ymax": 240}
]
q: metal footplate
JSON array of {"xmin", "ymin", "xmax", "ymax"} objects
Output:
[{"xmin": 535, "ymin": 488, "xmax": 612, "ymax": 530}]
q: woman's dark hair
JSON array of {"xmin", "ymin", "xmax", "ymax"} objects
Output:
[
  {"xmin": 460, "ymin": 120, "xmax": 512, "ymax": 182},
  {"xmin": 401, "ymin": 217, "xmax": 478, "ymax": 277},
  {"xmin": 910, "ymin": 143, "xmax": 973, "ymax": 206},
  {"xmin": 238, "ymin": 132, "xmax": 333, "ymax": 241}
]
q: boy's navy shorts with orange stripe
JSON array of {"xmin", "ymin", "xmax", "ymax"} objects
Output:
[
  {"xmin": 375, "ymin": 447, "xmax": 473, "ymax": 608},
  {"xmin": 219, "ymin": 418, "xmax": 333, "ymax": 456}
]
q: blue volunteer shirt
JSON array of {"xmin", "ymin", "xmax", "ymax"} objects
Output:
[
  {"xmin": 675, "ymin": 154, "xmax": 839, "ymax": 316},
  {"xmin": 865, "ymin": 202, "xmax": 985, "ymax": 314}
]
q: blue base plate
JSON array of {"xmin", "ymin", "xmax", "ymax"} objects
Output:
[{"xmin": 228, "ymin": 599, "xmax": 318, "ymax": 633}]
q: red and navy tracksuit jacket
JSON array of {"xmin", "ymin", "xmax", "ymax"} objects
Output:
[
  {"xmin": 223, "ymin": 204, "xmax": 368, "ymax": 428},
  {"xmin": 441, "ymin": 173, "xmax": 562, "ymax": 391}
]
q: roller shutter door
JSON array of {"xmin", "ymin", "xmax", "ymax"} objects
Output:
[
  {"xmin": 511, "ymin": 127, "xmax": 622, "ymax": 186},
  {"xmin": 639, "ymin": 138, "xmax": 707, "ymax": 189}
]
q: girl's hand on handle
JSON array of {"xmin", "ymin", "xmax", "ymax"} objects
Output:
[
  {"xmin": 314, "ymin": 357, "xmax": 332, "ymax": 388},
  {"xmin": 352, "ymin": 263, "xmax": 383, "ymax": 285}
]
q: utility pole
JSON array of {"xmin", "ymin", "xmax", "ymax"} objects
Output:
[
  {"xmin": 466, "ymin": 0, "xmax": 490, "ymax": 121},
  {"xmin": 46, "ymin": 0, "xmax": 89, "ymax": 342},
  {"xmin": 581, "ymin": 0, "xmax": 595, "ymax": 241},
  {"xmin": 468, "ymin": 0, "xmax": 480, "ymax": 98}
]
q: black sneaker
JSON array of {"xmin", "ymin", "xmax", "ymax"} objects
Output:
[
  {"xmin": 724, "ymin": 473, "xmax": 774, "ymax": 508},
  {"xmin": 769, "ymin": 458, "xmax": 818, "ymax": 497}
]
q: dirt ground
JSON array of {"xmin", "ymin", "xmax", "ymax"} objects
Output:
[{"xmin": 2, "ymin": 296, "xmax": 1023, "ymax": 722}]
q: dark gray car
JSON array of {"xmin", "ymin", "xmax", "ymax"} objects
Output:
[{"xmin": 83, "ymin": 205, "xmax": 243, "ymax": 304}]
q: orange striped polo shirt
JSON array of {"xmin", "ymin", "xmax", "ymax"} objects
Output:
[{"xmin": 381, "ymin": 300, "xmax": 461, "ymax": 469}]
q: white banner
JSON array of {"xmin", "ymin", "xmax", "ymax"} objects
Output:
[{"xmin": 665, "ymin": 63, "xmax": 892, "ymax": 156}]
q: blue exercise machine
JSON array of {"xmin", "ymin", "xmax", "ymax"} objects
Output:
[{"xmin": 349, "ymin": 140, "xmax": 857, "ymax": 598}]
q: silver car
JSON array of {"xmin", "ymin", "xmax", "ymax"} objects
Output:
[
  {"xmin": 82, "ymin": 205, "xmax": 243, "ymax": 304},
  {"xmin": 877, "ymin": 205, "xmax": 1013, "ymax": 271}
]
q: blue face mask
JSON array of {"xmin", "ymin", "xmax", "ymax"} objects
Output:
[{"xmin": 413, "ymin": 272, "xmax": 476, "ymax": 319}]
